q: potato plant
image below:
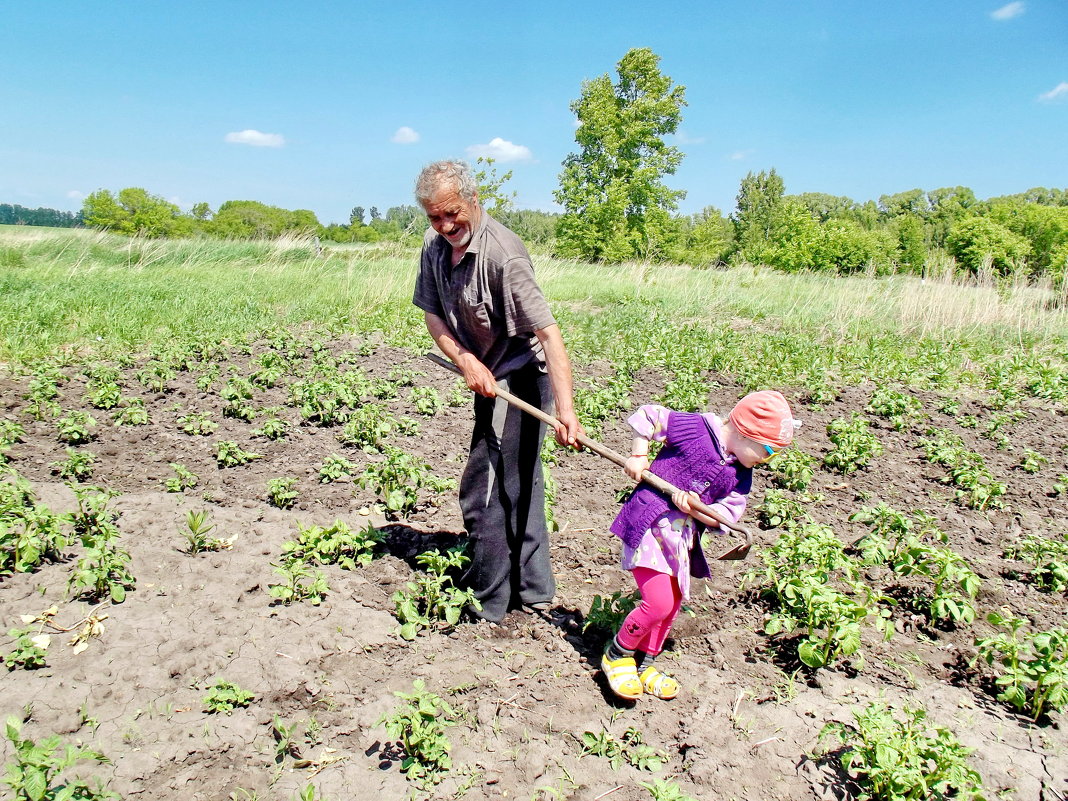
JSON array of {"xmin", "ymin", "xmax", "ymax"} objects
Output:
[
  {"xmin": 56, "ymin": 410, "xmax": 97, "ymax": 445},
  {"xmin": 318, "ymin": 454, "xmax": 357, "ymax": 483},
  {"xmin": 163, "ymin": 463, "xmax": 198, "ymax": 493},
  {"xmin": 0, "ymin": 471, "xmax": 68, "ymax": 575},
  {"xmin": 766, "ymin": 449, "xmax": 815, "ymax": 491},
  {"xmin": 392, "ymin": 547, "xmax": 480, "ymax": 640},
  {"xmin": 818, "ymin": 701, "xmax": 984, "ymax": 801},
  {"xmin": 50, "ymin": 448, "xmax": 95, "ymax": 481},
  {"xmin": 823, "ymin": 414, "xmax": 882, "ymax": 474},
  {"xmin": 1003, "ymin": 531, "xmax": 1068, "ymax": 594},
  {"xmin": 281, "ymin": 520, "xmax": 383, "ymax": 570},
  {"xmin": 177, "ymin": 411, "xmax": 217, "ymax": 436},
  {"xmin": 214, "ymin": 441, "xmax": 261, "ymax": 467},
  {"xmin": 865, "ymin": 386, "xmax": 922, "ymax": 430},
  {"xmin": 203, "ymin": 680, "xmax": 254, "ymax": 714},
  {"xmin": 919, "ymin": 428, "xmax": 1005, "ymax": 510},
  {"xmin": 581, "ymin": 726, "xmax": 668, "ymax": 772},
  {"xmin": 111, "ymin": 399, "xmax": 148, "ymax": 426},
  {"xmin": 266, "ymin": 477, "xmax": 299, "ymax": 509},
  {"xmin": 973, "ymin": 611, "xmax": 1068, "ymax": 720},
  {"xmin": 377, "ymin": 679, "xmax": 459, "ymax": 788},
  {"xmin": 268, "ymin": 559, "xmax": 329, "ymax": 605},
  {"xmin": 2, "ymin": 716, "xmax": 117, "ymax": 801},
  {"xmin": 358, "ymin": 445, "xmax": 455, "ymax": 517}
]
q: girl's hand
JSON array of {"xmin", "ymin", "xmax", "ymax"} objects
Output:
[
  {"xmin": 624, "ymin": 455, "xmax": 648, "ymax": 481},
  {"xmin": 672, "ymin": 490, "xmax": 699, "ymax": 514}
]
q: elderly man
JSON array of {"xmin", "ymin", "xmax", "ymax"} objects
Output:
[{"xmin": 412, "ymin": 159, "xmax": 581, "ymax": 623}]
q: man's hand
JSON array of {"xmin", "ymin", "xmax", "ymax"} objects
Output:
[
  {"xmin": 455, "ymin": 352, "xmax": 497, "ymax": 397},
  {"xmin": 553, "ymin": 407, "xmax": 583, "ymax": 448}
]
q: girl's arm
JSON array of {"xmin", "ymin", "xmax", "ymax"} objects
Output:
[
  {"xmin": 671, "ymin": 490, "xmax": 747, "ymax": 531},
  {"xmin": 623, "ymin": 404, "xmax": 670, "ymax": 481}
]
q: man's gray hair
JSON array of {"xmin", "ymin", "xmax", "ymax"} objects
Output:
[{"xmin": 415, "ymin": 160, "xmax": 479, "ymax": 205}]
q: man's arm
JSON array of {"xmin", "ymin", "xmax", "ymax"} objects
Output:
[
  {"xmin": 424, "ymin": 311, "xmax": 497, "ymax": 397},
  {"xmin": 535, "ymin": 323, "xmax": 582, "ymax": 447}
]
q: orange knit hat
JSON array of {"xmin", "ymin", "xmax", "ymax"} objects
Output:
[{"xmin": 728, "ymin": 390, "xmax": 796, "ymax": 449}]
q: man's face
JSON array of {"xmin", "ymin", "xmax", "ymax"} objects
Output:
[{"xmin": 421, "ymin": 183, "xmax": 481, "ymax": 252}]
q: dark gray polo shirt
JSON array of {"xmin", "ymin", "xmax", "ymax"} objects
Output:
[{"xmin": 413, "ymin": 212, "xmax": 556, "ymax": 378}]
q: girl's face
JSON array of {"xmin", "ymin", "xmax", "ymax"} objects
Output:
[{"xmin": 723, "ymin": 424, "xmax": 776, "ymax": 469}]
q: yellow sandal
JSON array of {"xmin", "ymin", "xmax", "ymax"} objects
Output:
[
  {"xmin": 639, "ymin": 666, "xmax": 679, "ymax": 700},
  {"xmin": 601, "ymin": 652, "xmax": 642, "ymax": 700}
]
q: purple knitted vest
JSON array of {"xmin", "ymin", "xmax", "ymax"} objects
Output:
[{"xmin": 610, "ymin": 412, "xmax": 751, "ymax": 577}]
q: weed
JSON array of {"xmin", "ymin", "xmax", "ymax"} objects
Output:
[
  {"xmin": 203, "ymin": 680, "xmax": 254, "ymax": 714},
  {"xmin": 182, "ymin": 510, "xmax": 234, "ymax": 553}
]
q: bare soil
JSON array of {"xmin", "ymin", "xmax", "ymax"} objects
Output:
[{"xmin": 1, "ymin": 335, "xmax": 1066, "ymax": 800}]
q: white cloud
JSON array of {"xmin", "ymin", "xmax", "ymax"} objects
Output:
[
  {"xmin": 224, "ymin": 129, "xmax": 286, "ymax": 148},
  {"xmin": 1038, "ymin": 82, "xmax": 1068, "ymax": 102},
  {"xmin": 465, "ymin": 137, "xmax": 533, "ymax": 163},
  {"xmin": 728, "ymin": 149, "xmax": 755, "ymax": 161},
  {"xmin": 675, "ymin": 131, "xmax": 706, "ymax": 145},
  {"xmin": 391, "ymin": 126, "xmax": 420, "ymax": 144},
  {"xmin": 66, "ymin": 190, "xmax": 84, "ymax": 200},
  {"xmin": 991, "ymin": 1, "xmax": 1025, "ymax": 20}
]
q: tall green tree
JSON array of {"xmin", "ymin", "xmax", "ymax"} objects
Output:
[
  {"xmin": 475, "ymin": 157, "xmax": 516, "ymax": 215},
  {"xmin": 554, "ymin": 47, "xmax": 687, "ymax": 263},
  {"xmin": 81, "ymin": 187, "xmax": 188, "ymax": 237},
  {"xmin": 731, "ymin": 169, "xmax": 786, "ymax": 265}
]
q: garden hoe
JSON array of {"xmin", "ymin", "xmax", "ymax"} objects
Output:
[{"xmin": 425, "ymin": 352, "xmax": 753, "ymax": 560}]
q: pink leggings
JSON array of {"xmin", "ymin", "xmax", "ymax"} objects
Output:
[{"xmin": 616, "ymin": 567, "xmax": 683, "ymax": 656}]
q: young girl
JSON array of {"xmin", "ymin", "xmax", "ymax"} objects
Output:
[{"xmin": 601, "ymin": 390, "xmax": 798, "ymax": 701}]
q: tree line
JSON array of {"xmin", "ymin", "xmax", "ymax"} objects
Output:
[
  {"xmin": 9, "ymin": 48, "xmax": 1066, "ymax": 286},
  {"xmin": 0, "ymin": 204, "xmax": 81, "ymax": 228}
]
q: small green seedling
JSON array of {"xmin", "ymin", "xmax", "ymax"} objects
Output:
[{"xmin": 203, "ymin": 680, "xmax": 254, "ymax": 714}]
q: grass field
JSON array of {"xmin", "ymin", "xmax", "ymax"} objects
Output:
[{"xmin": 2, "ymin": 225, "xmax": 1067, "ymax": 800}]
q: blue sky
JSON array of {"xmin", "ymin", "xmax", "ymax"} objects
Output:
[{"xmin": 2, "ymin": 1, "xmax": 1065, "ymax": 225}]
